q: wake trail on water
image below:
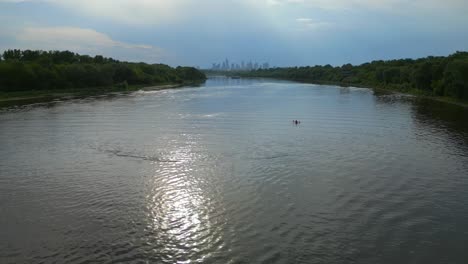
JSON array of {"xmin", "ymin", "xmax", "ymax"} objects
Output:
[{"xmin": 89, "ymin": 144, "xmax": 179, "ymax": 163}]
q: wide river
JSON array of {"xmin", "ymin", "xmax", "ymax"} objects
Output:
[{"xmin": 1, "ymin": 77, "xmax": 468, "ymax": 263}]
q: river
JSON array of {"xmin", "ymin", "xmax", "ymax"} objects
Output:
[{"xmin": 1, "ymin": 77, "xmax": 468, "ymax": 263}]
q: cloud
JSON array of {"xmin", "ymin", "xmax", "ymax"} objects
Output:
[
  {"xmin": 9, "ymin": 26, "xmax": 165, "ymax": 62},
  {"xmin": 0, "ymin": 0, "xmax": 195, "ymax": 25},
  {"xmin": 2, "ymin": 0, "xmax": 467, "ymax": 25},
  {"xmin": 296, "ymin": 18, "xmax": 333, "ymax": 31},
  {"xmin": 264, "ymin": 0, "xmax": 468, "ymax": 12}
]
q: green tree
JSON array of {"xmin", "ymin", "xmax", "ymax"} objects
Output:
[
  {"xmin": 3, "ymin": 49, "xmax": 22, "ymax": 60},
  {"xmin": 412, "ymin": 62, "xmax": 433, "ymax": 91},
  {"xmin": 443, "ymin": 60, "xmax": 468, "ymax": 100}
]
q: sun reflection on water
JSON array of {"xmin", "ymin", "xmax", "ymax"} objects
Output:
[{"xmin": 145, "ymin": 140, "xmax": 221, "ymax": 262}]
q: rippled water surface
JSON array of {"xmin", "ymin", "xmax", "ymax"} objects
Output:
[{"xmin": 1, "ymin": 77, "xmax": 468, "ymax": 263}]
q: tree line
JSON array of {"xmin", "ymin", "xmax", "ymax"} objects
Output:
[
  {"xmin": 0, "ymin": 49, "xmax": 206, "ymax": 92},
  {"xmin": 241, "ymin": 52, "xmax": 468, "ymax": 101}
]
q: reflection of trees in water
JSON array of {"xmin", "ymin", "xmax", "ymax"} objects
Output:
[
  {"xmin": 374, "ymin": 93, "xmax": 468, "ymax": 152},
  {"xmin": 411, "ymin": 98, "xmax": 468, "ymax": 149},
  {"xmin": 373, "ymin": 92, "xmax": 414, "ymax": 106},
  {"xmin": 412, "ymin": 98, "xmax": 468, "ymax": 133},
  {"xmin": 372, "ymin": 88, "xmax": 395, "ymax": 97}
]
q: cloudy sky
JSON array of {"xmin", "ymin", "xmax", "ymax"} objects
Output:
[{"xmin": 1, "ymin": 0, "xmax": 467, "ymax": 67}]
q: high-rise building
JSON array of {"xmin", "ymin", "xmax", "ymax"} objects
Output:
[{"xmin": 211, "ymin": 59, "xmax": 269, "ymax": 71}]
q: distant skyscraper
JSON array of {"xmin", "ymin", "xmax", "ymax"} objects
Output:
[{"xmin": 212, "ymin": 58, "xmax": 269, "ymax": 71}]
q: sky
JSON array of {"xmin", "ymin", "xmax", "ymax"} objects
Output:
[{"xmin": 0, "ymin": 0, "xmax": 467, "ymax": 67}]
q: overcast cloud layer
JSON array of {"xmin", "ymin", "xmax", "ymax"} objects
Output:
[{"xmin": 0, "ymin": 0, "xmax": 467, "ymax": 67}]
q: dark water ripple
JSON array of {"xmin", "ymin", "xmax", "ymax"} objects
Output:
[{"xmin": 1, "ymin": 77, "xmax": 468, "ymax": 263}]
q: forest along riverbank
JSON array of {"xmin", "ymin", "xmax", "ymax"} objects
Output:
[{"xmin": 0, "ymin": 49, "xmax": 207, "ymax": 108}]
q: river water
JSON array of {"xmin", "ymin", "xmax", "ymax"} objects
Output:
[{"xmin": 1, "ymin": 77, "xmax": 468, "ymax": 263}]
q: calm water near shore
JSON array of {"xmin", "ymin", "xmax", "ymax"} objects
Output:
[{"xmin": 1, "ymin": 77, "xmax": 468, "ymax": 263}]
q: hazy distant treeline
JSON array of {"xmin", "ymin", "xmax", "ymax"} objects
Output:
[
  {"xmin": 0, "ymin": 49, "xmax": 206, "ymax": 92},
  {"xmin": 243, "ymin": 52, "xmax": 468, "ymax": 101}
]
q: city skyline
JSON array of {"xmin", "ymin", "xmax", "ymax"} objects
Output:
[{"xmin": 211, "ymin": 58, "xmax": 270, "ymax": 71}]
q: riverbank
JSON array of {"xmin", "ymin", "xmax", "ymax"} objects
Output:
[
  {"xmin": 0, "ymin": 82, "xmax": 201, "ymax": 108},
  {"xmin": 304, "ymin": 79, "xmax": 468, "ymax": 108},
  {"xmin": 225, "ymin": 74, "xmax": 468, "ymax": 108},
  {"xmin": 0, "ymin": 49, "xmax": 207, "ymax": 108},
  {"xmin": 216, "ymin": 51, "xmax": 468, "ymax": 108}
]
